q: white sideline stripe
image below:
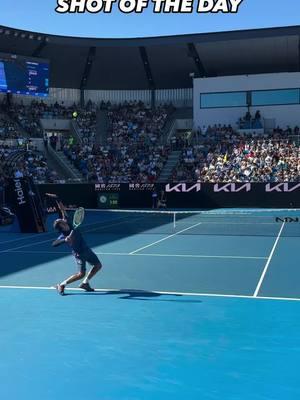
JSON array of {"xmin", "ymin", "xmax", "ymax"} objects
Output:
[
  {"xmin": 0, "ymin": 215, "xmax": 117, "ymax": 246},
  {"xmin": 134, "ymin": 253, "xmax": 267, "ymax": 260},
  {"xmin": 0, "ymin": 215, "xmax": 143, "ymax": 255},
  {"xmin": 0, "ymin": 238, "xmax": 55, "ymax": 254},
  {"xmin": 253, "ymin": 221, "xmax": 285, "ymax": 297},
  {"xmin": 0, "ymin": 233, "xmax": 50, "ymax": 245},
  {"xmin": 176, "ymin": 221, "xmax": 279, "ymax": 226},
  {"xmin": 7, "ymin": 249, "xmax": 267, "ymax": 260},
  {"xmin": 0, "ymin": 213, "xmax": 137, "ymax": 248},
  {"xmin": 129, "ymin": 221, "xmax": 203, "ymax": 254},
  {"xmin": 0, "ymin": 285, "xmax": 299, "ymax": 302}
]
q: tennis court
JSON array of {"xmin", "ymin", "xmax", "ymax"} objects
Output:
[{"xmin": 1, "ymin": 208, "xmax": 300, "ymax": 400}]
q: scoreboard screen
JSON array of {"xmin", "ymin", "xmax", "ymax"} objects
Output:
[
  {"xmin": 0, "ymin": 53, "xmax": 49, "ymax": 97},
  {"xmin": 97, "ymin": 193, "xmax": 120, "ymax": 209}
]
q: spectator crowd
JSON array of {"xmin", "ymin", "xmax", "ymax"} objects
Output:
[
  {"xmin": 62, "ymin": 101, "xmax": 172, "ymax": 183},
  {"xmin": 0, "ymin": 140, "xmax": 62, "ymax": 184},
  {"xmin": 1, "ymin": 97, "xmax": 299, "ymax": 184},
  {"xmin": 0, "ymin": 113, "xmax": 21, "ymax": 139},
  {"xmin": 172, "ymin": 124, "xmax": 300, "ymax": 183}
]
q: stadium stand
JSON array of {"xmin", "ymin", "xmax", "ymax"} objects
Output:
[
  {"xmin": 171, "ymin": 126, "xmax": 300, "ymax": 183},
  {"xmin": 1, "ymin": 97, "xmax": 300, "ymax": 184},
  {"xmin": 0, "ymin": 140, "xmax": 63, "ymax": 184},
  {"xmin": 4, "ymin": 100, "xmax": 76, "ymax": 137},
  {"xmin": 61, "ymin": 101, "xmax": 172, "ymax": 183},
  {"xmin": 0, "ymin": 112, "xmax": 21, "ymax": 139},
  {"xmin": 0, "ymin": 25, "xmax": 300, "ymax": 186},
  {"xmin": 1, "ymin": 99, "xmax": 174, "ymax": 183}
]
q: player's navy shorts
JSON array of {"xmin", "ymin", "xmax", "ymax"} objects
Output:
[{"xmin": 73, "ymin": 249, "xmax": 100, "ymax": 273}]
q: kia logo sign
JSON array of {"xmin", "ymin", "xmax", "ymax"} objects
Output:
[
  {"xmin": 165, "ymin": 183, "xmax": 201, "ymax": 193},
  {"xmin": 214, "ymin": 183, "xmax": 252, "ymax": 193},
  {"xmin": 265, "ymin": 183, "xmax": 300, "ymax": 193},
  {"xmin": 165, "ymin": 182, "xmax": 300, "ymax": 194}
]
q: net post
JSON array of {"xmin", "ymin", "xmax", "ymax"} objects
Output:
[{"xmin": 173, "ymin": 212, "xmax": 176, "ymax": 229}]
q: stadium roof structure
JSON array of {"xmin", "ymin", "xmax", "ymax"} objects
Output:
[{"xmin": 0, "ymin": 25, "xmax": 300, "ymax": 90}]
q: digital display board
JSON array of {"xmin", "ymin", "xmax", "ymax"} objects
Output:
[
  {"xmin": 97, "ymin": 193, "xmax": 120, "ymax": 209},
  {"xmin": 0, "ymin": 53, "xmax": 49, "ymax": 97}
]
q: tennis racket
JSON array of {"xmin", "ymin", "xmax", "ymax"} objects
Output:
[
  {"xmin": 45, "ymin": 193, "xmax": 58, "ymax": 199},
  {"xmin": 73, "ymin": 207, "xmax": 85, "ymax": 228}
]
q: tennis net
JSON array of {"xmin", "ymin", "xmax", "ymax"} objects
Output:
[{"xmin": 77, "ymin": 209, "xmax": 300, "ymax": 237}]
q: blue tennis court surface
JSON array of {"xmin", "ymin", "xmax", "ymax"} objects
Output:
[{"xmin": 0, "ymin": 209, "xmax": 300, "ymax": 399}]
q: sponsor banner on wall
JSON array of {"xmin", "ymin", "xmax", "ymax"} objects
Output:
[
  {"xmin": 95, "ymin": 184, "xmax": 121, "ymax": 192},
  {"xmin": 165, "ymin": 183, "xmax": 202, "ymax": 193},
  {"xmin": 213, "ymin": 183, "xmax": 252, "ymax": 193},
  {"xmin": 129, "ymin": 184, "xmax": 155, "ymax": 191},
  {"xmin": 95, "ymin": 183, "xmax": 156, "ymax": 191},
  {"xmin": 165, "ymin": 183, "xmax": 300, "ymax": 194},
  {"xmin": 7, "ymin": 178, "xmax": 46, "ymax": 233},
  {"xmin": 39, "ymin": 182, "xmax": 300, "ymax": 210},
  {"xmin": 265, "ymin": 183, "xmax": 300, "ymax": 193}
]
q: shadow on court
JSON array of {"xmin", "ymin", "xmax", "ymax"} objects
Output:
[
  {"xmin": 0, "ymin": 210, "xmax": 295, "ymax": 280},
  {"xmin": 64, "ymin": 289, "xmax": 203, "ymax": 303},
  {"xmin": 0, "ymin": 211, "xmax": 206, "ymax": 279}
]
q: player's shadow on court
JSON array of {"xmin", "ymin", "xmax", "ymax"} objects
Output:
[{"xmin": 67, "ymin": 289, "xmax": 203, "ymax": 303}]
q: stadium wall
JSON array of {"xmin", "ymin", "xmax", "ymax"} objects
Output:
[
  {"xmin": 0, "ymin": 88, "xmax": 193, "ymax": 107},
  {"xmin": 0, "ymin": 88, "xmax": 81, "ymax": 106},
  {"xmin": 193, "ymin": 73, "xmax": 300, "ymax": 129},
  {"xmin": 38, "ymin": 183, "xmax": 300, "ymax": 210},
  {"xmin": 86, "ymin": 87, "xmax": 192, "ymax": 107}
]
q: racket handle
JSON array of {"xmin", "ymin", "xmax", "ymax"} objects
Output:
[{"xmin": 52, "ymin": 239, "xmax": 65, "ymax": 247}]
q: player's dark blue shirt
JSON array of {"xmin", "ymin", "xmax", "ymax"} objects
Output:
[{"xmin": 57, "ymin": 217, "xmax": 89, "ymax": 254}]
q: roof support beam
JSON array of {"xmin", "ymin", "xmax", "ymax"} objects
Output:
[
  {"xmin": 139, "ymin": 47, "xmax": 155, "ymax": 90},
  {"xmin": 187, "ymin": 43, "xmax": 207, "ymax": 78},
  {"xmin": 32, "ymin": 39, "xmax": 47, "ymax": 58},
  {"xmin": 80, "ymin": 46, "xmax": 96, "ymax": 90},
  {"xmin": 298, "ymin": 36, "xmax": 300, "ymax": 71}
]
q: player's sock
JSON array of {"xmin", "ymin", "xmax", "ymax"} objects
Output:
[
  {"xmin": 60, "ymin": 280, "xmax": 68, "ymax": 286},
  {"xmin": 82, "ymin": 277, "xmax": 89, "ymax": 284}
]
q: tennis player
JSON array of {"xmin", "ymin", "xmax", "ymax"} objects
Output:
[{"xmin": 48, "ymin": 194, "xmax": 102, "ymax": 296}]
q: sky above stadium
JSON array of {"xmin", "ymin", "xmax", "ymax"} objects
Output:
[{"xmin": 0, "ymin": 0, "xmax": 299, "ymax": 38}]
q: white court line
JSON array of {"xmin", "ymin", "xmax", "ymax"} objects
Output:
[
  {"xmin": 7, "ymin": 249, "xmax": 267, "ymax": 260},
  {"xmin": 0, "ymin": 215, "xmax": 116, "ymax": 246},
  {"xmin": 0, "ymin": 238, "xmax": 55, "ymax": 254},
  {"xmin": 253, "ymin": 221, "xmax": 285, "ymax": 297},
  {"xmin": 0, "ymin": 284, "xmax": 299, "ymax": 302},
  {"xmin": 176, "ymin": 221, "xmax": 279, "ymax": 226},
  {"xmin": 129, "ymin": 221, "xmax": 203, "ymax": 255},
  {"xmin": 0, "ymin": 232, "xmax": 52, "ymax": 245},
  {"xmin": 134, "ymin": 253, "xmax": 267, "ymax": 260},
  {"xmin": 0, "ymin": 215, "xmax": 144, "ymax": 255},
  {"xmin": 0, "ymin": 213, "xmax": 139, "ymax": 248}
]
